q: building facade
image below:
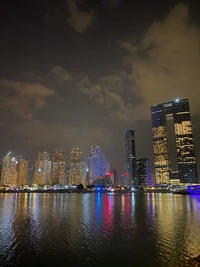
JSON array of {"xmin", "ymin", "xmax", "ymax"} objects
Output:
[
  {"xmin": 151, "ymin": 99, "xmax": 198, "ymax": 184},
  {"xmin": 28, "ymin": 166, "xmax": 34, "ymax": 185},
  {"xmin": 120, "ymin": 172, "xmax": 131, "ymax": 186},
  {"xmin": 1, "ymin": 152, "xmax": 18, "ymax": 186},
  {"xmin": 125, "ymin": 130, "xmax": 136, "ymax": 184},
  {"xmin": 69, "ymin": 148, "xmax": 83, "ymax": 185},
  {"xmin": 17, "ymin": 157, "xmax": 28, "ymax": 185},
  {"xmin": 112, "ymin": 168, "xmax": 119, "ymax": 185},
  {"xmin": 136, "ymin": 158, "xmax": 151, "ymax": 186},
  {"xmin": 51, "ymin": 147, "xmax": 65, "ymax": 185},
  {"xmin": 88, "ymin": 145, "xmax": 108, "ymax": 184},
  {"xmin": 33, "ymin": 152, "xmax": 52, "ymax": 185}
]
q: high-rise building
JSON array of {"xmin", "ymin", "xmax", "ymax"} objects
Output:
[
  {"xmin": 69, "ymin": 148, "xmax": 83, "ymax": 185},
  {"xmin": 120, "ymin": 172, "xmax": 131, "ymax": 186},
  {"xmin": 17, "ymin": 157, "xmax": 28, "ymax": 185},
  {"xmin": 112, "ymin": 168, "xmax": 119, "ymax": 185},
  {"xmin": 28, "ymin": 166, "xmax": 34, "ymax": 185},
  {"xmin": 88, "ymin": 145, "xmax": 108, "ymax": 184},
  {"xmin": 125, "ymin": 130, "xmax": 136, "ymax": 184},
  {"xmin": 151, "ymin": 99, "xmax": 198, "ymax": 184},
  {"xmin": 33, "ymin": 152, "xmax": 52, "ymax": 185},
  {"xmin": 136, "ymin": 158, "xmax": 151, "ymax": 186},
  {"xmin": 1, "ymin": 152, "xmax": 18, "ymax": 186},
  {"xmin": 106, "ymin": 161, "xmax": 111, "ymax": 173},
  {"xmin": 51, "ymin": 147, "xmax": 65, "ymax": 185},
  {"xmin": 66, "ymin": 166, "xmax": 70, "ymax": 185}
]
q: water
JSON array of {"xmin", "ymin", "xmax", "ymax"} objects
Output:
[{"xmin": 0, "ymin": 193, "xmax": 200, "ymax": 267}]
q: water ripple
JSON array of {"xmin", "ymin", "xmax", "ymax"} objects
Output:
[{"xmin": 0, "ymin": 193, "xmax": 200, "ymax": 266}]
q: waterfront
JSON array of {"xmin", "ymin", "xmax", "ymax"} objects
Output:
[{"xmin": 0, "ymin": 193, "xmax": 200, "ymax": 267}]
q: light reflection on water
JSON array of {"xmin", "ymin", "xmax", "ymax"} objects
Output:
[{"xmin": 0, "ymin": 193, "xmax": 200, "ymax": 267}]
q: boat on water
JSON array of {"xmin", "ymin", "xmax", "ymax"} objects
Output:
[
  {"xmin": 187, "ymin": 184, "xmax": 200, "ymax": 194},
  {"xmin": 170, "ymin": 184, "xmax": 200, "ymax": 195},
  {"xmin": 172, "ymin": 189, "xmax": 189, "ymax": 195}
]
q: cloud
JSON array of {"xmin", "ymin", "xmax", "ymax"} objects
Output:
[
  {"xmin": 50, "ymin": 66, "xmax": 72, "ymax": 82},
  {"xmin": 120, "ymin": 3, "xmax": 200, "ymax": 118},
  {"xmin": 0, "ymin": 79, "xmax": 54, "ymax": 120},
  {"xmin": 118, "ymin": 40, "xmax": 138, "ymax": 53},
  {"xmin": 109, "ymin": 0, "xmax": 122, "ymax": 6},
  {"xmin": 67, "ymin": 0, "xmax": 94, "ymax": 33},
  {"xmin": 78, "ymin": 73, "xmax": 138, "ymax": 121}
]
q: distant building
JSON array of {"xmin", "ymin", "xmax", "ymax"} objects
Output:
[
  {"xmin": 51, "ymin": 147, "xmax": 65, "ymax": 185},
  {"xmin": 136, "ymin": 158, "xmax": 151, "ymax": 186},
  {"xmin": 66, "ymin": 166, "xmax": 70, "ymax": 185},
  {"xmin": 93, "ymin": 174, "xmax": 113, "ymax": 187},
  {"xmin": 125, "ymin": 130, "xmax": 136, "ymax": 184},
  {"xmin": 33, "ymin": 152, "xmax": 52, "ymax": 185},
  {"xmin": 17, "ymin": 157, "xmax": 28, "ymax": 185},
  {"xmin": 106, "ymin": 161, "xmax": 111, "ymax": 173},
  {"xmin": 1, "ymin": 152, "xmax": 18, "ymax": 186},
  {"xmin": 69, "ymin": 148, "xmax": 83, "ymax": 185},
  {"xmin": 88, "ymin": 145, "xmax": 108, "ymax": 184},
  {"xmin": 112, "ymin": 168, "xmax": 119, "ymax": 185},
  {"xmin": 120, "ymin": 172, "xmax": 131, "ymax": 186},
  {"xmin": 81, "ymin": 162, "xmax": 87, "ymax": 186},
  {"xmin": 28, "ymin": 166, "xmax": 34, "ymax": 185},
  {"xmin": 151, "ymin": 99, "xmax": 198, "ymax": 184}
]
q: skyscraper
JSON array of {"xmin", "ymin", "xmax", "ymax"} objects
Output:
[
  {"xmin": 151, "ymin": 99, "xmax": 198, "ymax": 184},
  {"xmin": 17, "ymin": 157, "xmax": 28, "ymax": 185},
  {"xmin": 28, "ymin": 166, "xmax": 34, "ymax": 185},
  {"xmin": 33, "ymin": 152, "xmax": 52, "ymax": 185},
  {"xmin": 125, "ymin": 130, "xmax": 136, "ymax": 184},
  {"xmin": 88, "ymin": 145, "xmax": 108, "ymax": 184},
  {"xmin": 69, "ymin": 148, "xmax": 83, "ymax": 185},
  {"xmin": 136, "ymin": 158, "xmax": 152, "ymax": 186},
  {"xmin": 1, "ymin": 152, "xmax": 18, "ymax": 186},
  {"xmin": 112, "ymin": 168, "xmax": 119, "ymax": 185},
  {"xmin": 51, "ymin": 147, "xmax": 65, "ymax": 185}
]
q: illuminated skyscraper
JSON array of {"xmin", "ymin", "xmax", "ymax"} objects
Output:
[
  {"xmin": 125, "ymin": 130, "xmax": 136, "ymax": 184},
  {"xmin": 33, "ymin": 152, "xmax": 52, "ymax": 185},
  {"xmin": 69, "ymin": 148, "xmax": 83, "ymax": 185},
  {"xmin": 51, "ymin": 147, "xmax": 65, "ymax": 185},
  {"xmin": 17, "ymin": 157, "xmax": 28, "ymax": 185},
  {"xmin": 136, "ymin": 158, "xmax": 152, "ymax": 186},
  {"xmin": 151, "ymin": 99, "xmax": 198, "ymax": 184},
  {"xmin": 1, "ymin": 152, "xmax": 18, "ymax": 186},
  {"xmin": 88, "ymin": 145, "xmax": 108, "ymax": 184}
]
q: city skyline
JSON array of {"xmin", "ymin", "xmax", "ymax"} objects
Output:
[
  {"xmin": 0, "ymin": 97, "xmax": 200, "ymax": 184},
  {"xmin": 1, "ymin": 1, "xmax": 200, "ymax": 177}
]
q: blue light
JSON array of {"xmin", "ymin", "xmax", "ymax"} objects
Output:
[
  {"xmin": 175, "ymin": 99, "xmax": 179, "ymax": 102},
  {"xmin": 188, "ymin": 185, "xmax": 200, "ymax": 194},
  {"xmin": 97, "ymin": 187, "xmax": 101, "ymax": 191}
]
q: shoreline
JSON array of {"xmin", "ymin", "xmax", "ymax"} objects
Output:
[{"xmin": 0, "ymin": 189, "xmax": 171, "ymax": 194}]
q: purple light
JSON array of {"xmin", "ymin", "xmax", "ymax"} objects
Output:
[{"xmin": 188, "ymin": 185, "xmax": 200, "ymax": 194}]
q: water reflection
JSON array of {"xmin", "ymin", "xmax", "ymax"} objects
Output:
[{"xmin": 0, "ymin": 193, "xmax": 200, "ymax": 267}]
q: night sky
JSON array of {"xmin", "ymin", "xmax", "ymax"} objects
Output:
[{"xmin": 0, "ymin": 0, "xmax": 200, "ymax": 175}]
